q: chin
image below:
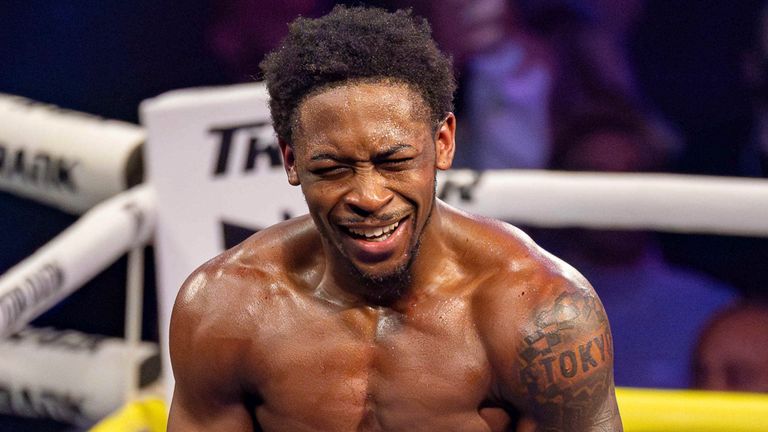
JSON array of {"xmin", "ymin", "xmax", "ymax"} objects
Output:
[
  {"xmin": 350, "ymin": 260, "xmax": 413, "ymax": 305},
  {"xmin": 358, "ymin": 262, "xmax": 410, "ymax": 284}
]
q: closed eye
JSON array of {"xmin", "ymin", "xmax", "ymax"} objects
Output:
[
  {"xmin": 379, "ymin": 158, "xmax": 413, "ymax": 170},
  {"xmin": 310, "ymin": 165, "xmax": 350, "ymax": 177}
]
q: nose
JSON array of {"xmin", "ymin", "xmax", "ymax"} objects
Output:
[{"xmin": 343, "ymin": 171, "xmax": 393, "ymax": 217}]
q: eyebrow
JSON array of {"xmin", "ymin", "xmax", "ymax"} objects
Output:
[
  {"xmin": 310, "ymin": 152, "xmax": 344, "ymax": 162},
  {"xmin": 309, "ymin": 143, "xmax": 414, "ymax": 162},
  {"xmin": 375, "ymin": 143, "xmax": 414, "ymax": 159}
]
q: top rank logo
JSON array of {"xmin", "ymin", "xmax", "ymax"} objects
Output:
[
  {"xmin": 209, "ymin": 121, "xmax": 282, "ymax": 176},
  {"xmin": 0, "ymin": 143, "xmax": 78, "ymax": 192}
]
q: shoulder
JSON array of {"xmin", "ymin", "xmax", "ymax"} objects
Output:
[
  {"xmin": 462, "ymin": 212, "xmax": 603, "ymax": 353},
  {"xmin": 173, "ymin": 215, "xmax": 319, "ymax": 326},
  {"xmin": 167, "ymin": 217, "xmax": 321, "ymax": 430},
  {"xmin": 169, "ymin": 216, "xmax": 320, "ymax": 389},
  {"xmin": 451, "ymin": 210, "xmax": 619, "ymax": 428},
  {"xmin": 446, "ymin": 205, "xmax": 604, "ymax": 342},
  {"xmin": 446, "ymin": 206, "xmax": 589, "ymax": 304}
]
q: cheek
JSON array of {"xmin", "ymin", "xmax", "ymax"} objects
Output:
[
  {"xmin": 385, "ymin": 159, "xmax": 436, "ymax": 187},
  {"xmin": 301, "ymin": 181, "xmax": 346, "ymax": 211},
  {"xmin": 404, "ymin": 168, "xmax": 436, "ymax": 194},
  {"xmin": 382, "ymin": 172, "xmax": 432, "ymax": 200}
]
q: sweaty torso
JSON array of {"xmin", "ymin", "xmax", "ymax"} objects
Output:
[
  {"xmin": 197, "ymin": 212, "xmax": 533, "ymax": 432},
  {"xmin": 173, "ymin": 206, "xmax": 621, "ymax": 432},
  {"xmin": 178, "ymin": 205, "xmax": 590, "ymax": 432},
  {"xmin": 243, "ymin": 284, "xmax": 496, "ymax": 431}
]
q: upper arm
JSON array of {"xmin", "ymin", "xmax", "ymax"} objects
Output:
[
  {"xmin": 513, "ymin": 286, "xmax": 622, "ymax": 431},
  {"xmin": 482, "ymin": 264, "xmax": 623, "ymax": 432},
  {"xmin": 167, "ymin": 269, "xmax": 256, "ymax": 432}
]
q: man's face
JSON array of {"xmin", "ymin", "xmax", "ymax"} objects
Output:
[
  {"xmin": 281, "ymin": 81, "xmax": 455, "ymax": 283},
  {"xmin": 694, "ymin": 307, "xmax": 768, "ymax": 392}
]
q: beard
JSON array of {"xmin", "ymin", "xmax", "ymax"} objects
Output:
[{"xmin": 348, "ymin": 259, "xmax": 414, "ymax": 307}]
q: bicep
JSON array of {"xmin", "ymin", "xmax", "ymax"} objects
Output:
[{"xmin": 507, "ymin": 288, "xmax": 623, "ymax": 431}]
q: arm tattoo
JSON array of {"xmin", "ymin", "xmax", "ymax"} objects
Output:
[{"xmin": 518, "ymin": 291, "xmax": 621, "ymax": 431}]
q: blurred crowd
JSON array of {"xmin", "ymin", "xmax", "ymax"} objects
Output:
[{"xmin": 2, "ymin": 3, "xmax": 768, "ymax": 429}]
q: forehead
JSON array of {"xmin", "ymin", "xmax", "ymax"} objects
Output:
[{"xmin": 293, "ymin": 81, "xmax": 432, "ymax": 150}]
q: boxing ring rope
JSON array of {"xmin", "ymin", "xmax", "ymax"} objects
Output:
[
  {"xmin": 437, "ymin": 169, "xmax": 768, "ymax": 236},
  {"xmin": 2, "ymin": 170, "xmax": 767, "ymax": 337},
  {"xmin": 2, "ymin": 92, "xmax": 768, "ymax": 431},
  {"xmin": 0, "ymin": 93, "xmax": 158, "ymax": 425},
  {"xmin": 0, "ymin": 93, "xmax": 144, "ymax": 213},
  {"xmin": 616, "ymin": 387, "xmax": 768, "ymax": 432},
  {"xmin": 0, "ymin": 186, "xmax": 157, "ymax": 425},
  {"xmin": 0, "ymin": 184, "xmax": 155, "ymax": 338}
]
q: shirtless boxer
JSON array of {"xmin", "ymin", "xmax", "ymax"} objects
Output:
[{"xmin": 168, "ymin": 6, "xmax": 622, "ymax": 431}]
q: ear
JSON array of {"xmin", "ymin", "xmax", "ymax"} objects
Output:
[
  {"xmin": 434, "ymin": 112, "xmax": 456, "ymax": 170},
  {"xmin": 279, "ymin": 138, "xmax": 301, "ymax": 186}
]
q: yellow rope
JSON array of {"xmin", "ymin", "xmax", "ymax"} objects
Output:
[
  {"xmin": 617, "ymin": 387, "xmax": 768, "ymax": 432},
  {"xmin": 88, "ymin": 387, "xmax": 768, "ymax": 431},
  {"xmin": 89, "ymin": 397, "xmax": 167, "ymax": 432}
]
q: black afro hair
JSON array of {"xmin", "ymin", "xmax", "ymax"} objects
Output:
[{"xmin": 260, "ymin": 5, "xmax": 456, "ymax": 144}]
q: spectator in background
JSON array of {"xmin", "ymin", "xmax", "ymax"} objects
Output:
[
  {"xmin": 206, "ymin": 0, "xmax": 334, "ymax": 81},
  {"xmin": 430, "ymin": 0, "xmax": 666, "ymax": 171},
  {"xmin": 693, "ymin": 301, "xmax": 768, "ymax": 392},
  {"xmin": 650, "ymin": 0, "xmax": 768, "ymax": 304},
  {"xmin": 524, "ymin": 0, "xmax": 645, "ymax": 121},
  {"xmin": 542, "ymin": 108, "xmax": 735, "ymax": 388},
  {"xmin": 742, "ymin": 1, "xmax": 768, "ymax": 175},
  {"xmin": 429, "ymin": 0, "xmax": 557, "ymax": 169}
]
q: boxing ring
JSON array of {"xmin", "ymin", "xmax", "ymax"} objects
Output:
[{"xmin": 1, "ymin": 86, "xmax": 768, "ymax": 431}]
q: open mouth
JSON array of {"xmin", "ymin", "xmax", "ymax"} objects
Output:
[
  {"xmin": 344, "ymin": 220, "xmax": 401, "ymax": 242},
  {"xmin": 336, "ymin": 216, "xmax": 411, "ymax": 264}
]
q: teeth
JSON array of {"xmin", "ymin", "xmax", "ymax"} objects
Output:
[{"xmin": 348, "ymin": 221, "xmax": 399, "ymax": 240}]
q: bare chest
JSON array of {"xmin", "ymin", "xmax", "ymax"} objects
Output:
[{"xmin": 245, "ymin": 300, "xmax": 496, "ymax": 431}]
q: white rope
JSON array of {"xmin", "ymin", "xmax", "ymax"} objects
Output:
[
  {"xmin": 0, "ymin": 327, "xmax": 158, "ymax": 425},
  {"xmin": 0, "ymin": 93, "xmax": 144, "ymax": 214},
  {"xmin": 0, "ymin": 170, "xmax": 766, "ymax": 337},
  {"xmin": 438, "ymin": 170, "xmax": 768, "ymax": 237},
  {"xmin": 0, "ymin": 185, "xmax": 156, "ymax": 338}
]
